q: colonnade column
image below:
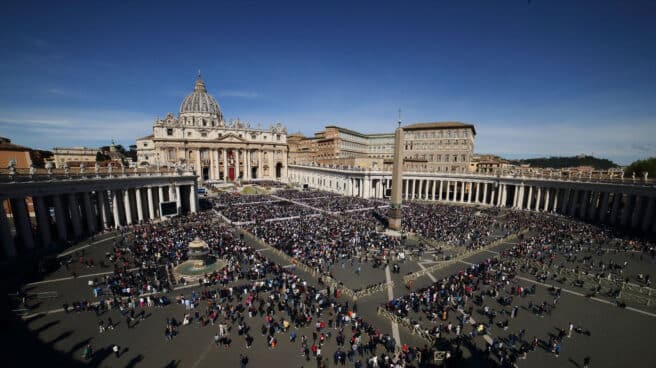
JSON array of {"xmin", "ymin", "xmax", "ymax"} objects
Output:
[
  {"xmin": 620, "ymin": 194, "xmax": 632, "ymax": 227},
  {"xmin": 123, "ymin": 190, "xmax": 133, "ymax": 225},
  {"xmin": 135, "ymin": 188, "xmax": 144, "ymax": 223},
  {"xmin": 431, "ymin": 180, "xmax": 437, "ymax": 201},
  {"xmin": 0, "ymin": 198, "xmax": 17, "ymax": 257},
  {"xmin": 68, "ymin": 193, "xmax": 83, "ymax": 238},
  {"xmin": 439, "ymin": 181, "xmax": 444, "ymax": 201},
  {"xmin": 475, "ymin": 182, "xmax": 481, "ymax": 203},
  {"xmin": 631, "ymin": 196, "xmax": 643, "ymax": 229},
  {"xmin": 258, "ymin": 150, "xmax": 263, "ymax": 179},
  {"xmin": 404, "ymin": 179, "xmax": 409, "ymax": 200},
  {"xmin": 12, "ymin": 197, "xmax": 35, "ymax": 249},
  {"xmin": 552, "ymin": 189, "xmax": 559, "ymax": 213},
  {"xmin": 610, "ymin": 193, "xmax": 621, "ymax": 225},
  {"xmin": 111, "ymin": 191, "xmax": 120, "ymax": 227},
  {"xmin": 483, "ymin": 183, "xmax": 488, "ymax": 205},
  {"xmin": 526, "ymin": 186, "xmax": 533, "ymax": 210},
  {"xmin": 568, "ymin": 190, "xmax": 579, "ymax": 217},
  {"xmin": 535, "ymin": 187, "xmax": 542, "ymax": 211},
  {"xmin": 54, "ymin": 195, "xmax": 68, "ymax": 239},
  {"xmin": 641, "ymin": 197, "xmax": 655, "ymax": 232},
  {"xmin": 147, "ymin": 187, "xmax": 156, "ymax": 220},
  {"xmin": 35, "ymin": 196, "xmax": 52, "ymax": 247},
  {"xmin": 97, "ymin": 191, "xmax": 109, "ymax": 229},
  {"xmin": 82, "ymin": 192, "xmax": 96, "ymax": 233},
  {"xmin": 543, "ymin": 188, "xmax": 550, "ymax": 212},
  {"xmin": 175, "ymin": 185, "xmax": 182, "ymax": 213},
  {"xmin": 598, "ymin": 192, "xmax": 609, "ymax": 223}
]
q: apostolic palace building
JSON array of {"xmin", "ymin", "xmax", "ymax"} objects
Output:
[{"xmin": 136, "ymin": 74, "xmax": 288, "ymax": 183}]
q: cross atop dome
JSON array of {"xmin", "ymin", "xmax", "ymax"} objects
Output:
[{"xmin": 194, "ymin": 71, "xmax": 207, "ymax": 93}]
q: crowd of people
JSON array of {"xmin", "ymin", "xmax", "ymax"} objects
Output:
[
  {"xmin": 218, "ymin": 200, "xmax": 319, "ymax": 223},
  {"xmin": 299, "ymin": 196, "xmax": 387, "ymax": 213},
  {"xmin": 246, "ymin": 211, "xmax": 401, "ymax": 277}
]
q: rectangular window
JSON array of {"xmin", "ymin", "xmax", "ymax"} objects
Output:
[
  {"xmin": 167, "ymin": 129, "xmax": 173, "ymax": 136},
  {"xmin": 201, "ymin": 132, "xmax": 207, "ymax": 137}
]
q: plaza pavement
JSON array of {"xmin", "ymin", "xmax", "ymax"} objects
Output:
[{"xmin": 4, "ymin": 202, "xmax": 656, "ymax": 368}]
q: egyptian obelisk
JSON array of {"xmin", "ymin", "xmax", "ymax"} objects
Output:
[{"xmin": 388, "ymin": 120, "xmax": 404, "ymax": 230}]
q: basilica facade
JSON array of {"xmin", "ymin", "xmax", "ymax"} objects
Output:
[{"xmin": 136, "ymin": 75, "xmax": 288, "ymax": 182}]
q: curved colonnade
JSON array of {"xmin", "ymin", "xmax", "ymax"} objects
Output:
[
  {"xmin": 0, "ymin": 173, "xmax": 198, "ymax": 259},
  {"xmin": 288, "ymin": 164, "xmax": 656, "ymax": 234}
]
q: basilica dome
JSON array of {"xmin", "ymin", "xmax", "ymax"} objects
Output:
[{"xmin": 179, "ymin": 74, "xmax": 223, "ymax": 120}]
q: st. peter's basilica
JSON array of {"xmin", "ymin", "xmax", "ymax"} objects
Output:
[{"xmin": 136, "ymin": 74, "xmax": 288, "ymax": 183}]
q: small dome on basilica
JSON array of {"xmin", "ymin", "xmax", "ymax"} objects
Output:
[{"xmin": 179, "ymin": 73, "xmax": 223, "ymax": 120}]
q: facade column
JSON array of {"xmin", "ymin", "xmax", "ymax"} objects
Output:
[
  {"xmin": 258, "ymin": 150, "xmax": 263, "ymax": 179},
  {"xmin": 159, "ymin": 186, "xmax": 166, "ymax": 219},
  {"xmin": 209, "ymin": 149, "xmax": 216, "ymax": 180},
  {"xmin": 512, "ymin": 186, "xmax": 519, "ymax": 209},
  {"xmin": 431, "ymin": 180, "xmax": 437, "ymax": 201},
  {"xmin": 12, "ymin": 197, "xmax": 35, "ymax": 250},
  {"xmin": 483, "ymin": 183, "xmax": 488, "ymax": 205},
  {"xmin": 467, "ymin": 182, "xmax": 473, "ymax": 203},
  {"xmin": 68, "ymin": 193, "xmax": 83, "ymax": 238},
  {"xmin": 158, "ymin": 186, "xmax": 165, "ymax": 203},
  {"xmin": 526, "ymin": 186, "xmax": 533, "ymax": 211},
  {"xmin": 123, "ymin": 190, "xmax": 133, "ymax": 225},
  {"xmin": 175, "ymin": 185, "xmax": 182, "ymax": 213},
  {"xmin": 53, "ymin": 194, "xmax": 68, "ymax": 240},
  {"xmin": 0, "ymin": 198, "xmax": 17, "ymax": 257},
  {"xmin": 111, "ymin": 191, "xmax": 121, "ymax": 227},
  {"xmin": 135, "ymin": 188, "xmax": 144, "ymax": 223},
  {"xmin": 535, "ymin": 187, "xmax": 542, "ymax": 211},
  {"xmin": 543, "ymin": 188, "xmax": 550, "ymax": 212},
  {"xmin": 235, "ymin": 149, "xmax": 240, "ymax": 180},
  {"xmin": 439, "ymin": 180, "xmax": 444, "ymax": 201},
  {"xmin": 223, "ymin": 148, "xmax": 229, "ymax": 181},
  {"xmin": 516, "ymin": 185, "xmax": 524, "ymax": 209},
  {"xmin": 417, "ymin": 180, "xmax": 423, "ymax": 200},
  {"xmin": 35, "ymin": 196, "xmax": 52, "ymax": 247},
  {"xmin": 147, "ymin": 187, "xmax": 155, "ymax": 220},
  {"xmin": 244, "ymin": 148, "xmax": 251, "ymax": 180},
  {"xmin": 641, "ymin": 197, "xmax": 655, "ymax": 232},
  {"xmin": 489, "ymin": 185, "xmax": 496, "ymax": 206},
  {"xmin": 190, "ymin": 185, "xmax": 198, "ymax": 213},
  {"xmin": 82, "ymin": 192, "xmax": 96, "ymax": 233},
  {"xmin": 195, "ymin": 149, "xmax": 202, "ymax": 179}
]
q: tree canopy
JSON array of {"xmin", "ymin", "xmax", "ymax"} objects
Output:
[
  {"xmin": 624, "ymin": 157, "xmax": 656, "ymax": 178},
  {"xmin": 510, "ymin": 155, "xmax": 618, "ymax": 169}
]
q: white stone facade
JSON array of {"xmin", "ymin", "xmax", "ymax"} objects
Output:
[{"xmin": 137, "ymin": 74, "xmax": 288, "ymax": 182}]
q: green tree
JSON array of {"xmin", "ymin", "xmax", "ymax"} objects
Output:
[{"xmin": 624, "ymin": 157, "xmax": 656, "ymax": 178}]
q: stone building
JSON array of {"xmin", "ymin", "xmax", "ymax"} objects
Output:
[
  {"xmin": 288, "ymin": 122, "xmax": 475, "ymax": 173},
  {"xmin": 52, "ymin": 146, "xmax": 98, "ymax": 168},
  {"xmin": 137, "ymin": 74, "xmax": 288, "ymax": 182},
  {"xmin": 0, "ymin": 136, "xmax": 32, "ymax": 169}
]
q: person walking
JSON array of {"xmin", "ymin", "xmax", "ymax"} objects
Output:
[
  {"xmin": 113, "ymin": 344, "xmax": 120, "ymax": 357},
  {"xmin": 568, "ymin": 322, "xmax": 574, "ymax": 338},
  {"xmin": 583, "ymin": 356, "xmax": 591, "ymax": 368}
]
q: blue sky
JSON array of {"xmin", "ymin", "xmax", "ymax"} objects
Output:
[{"xmin": 0, "ymin": 0, "xmax": 654, "ymax": 165}]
